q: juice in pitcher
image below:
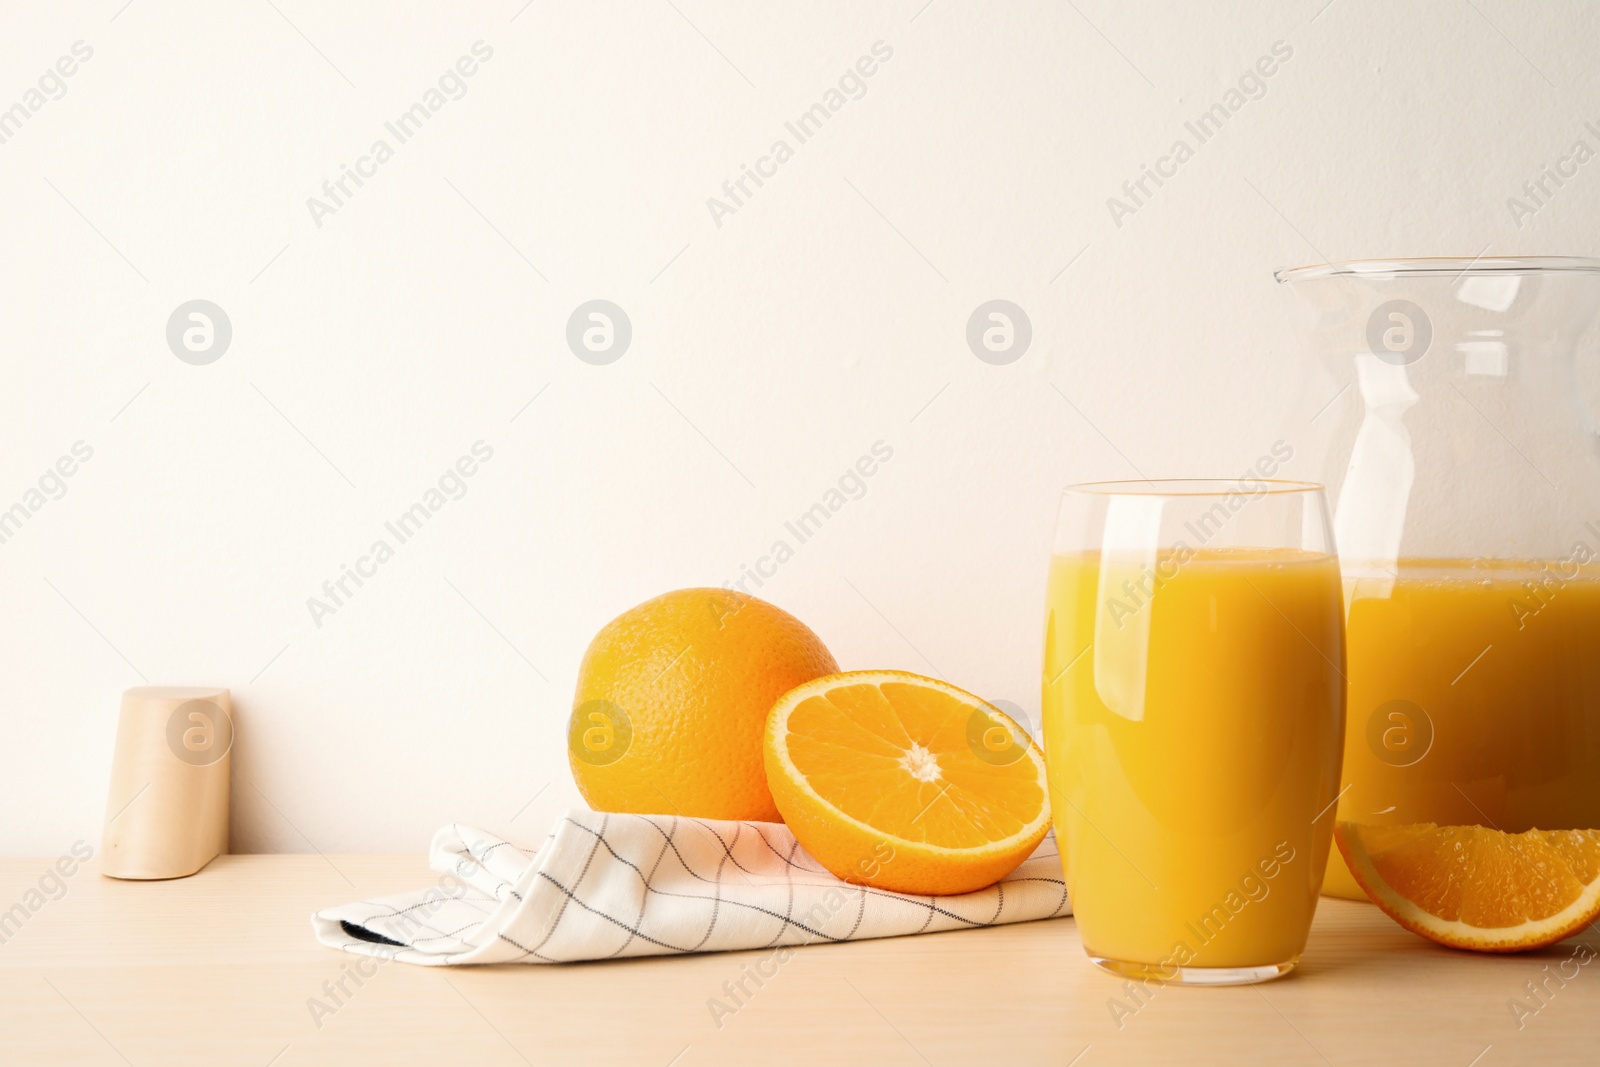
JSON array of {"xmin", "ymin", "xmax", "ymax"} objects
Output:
[
  {"xmin": 1324, "ymin": 557, "xmax": 1600, "ymax": 898},
  {"xmin": 1274, "ymin": 257, "xmax": 1600, "ymax": 899},
  {"xmin": 1043, "ymin": 527, "xmax": 1345, "ymax": 980}
]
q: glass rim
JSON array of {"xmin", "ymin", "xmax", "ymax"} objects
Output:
[
  {"xmin": 1061, "ymin": 478, "xmax": 1325, "ymax": 498},
  {"xmin": 1274, "ymin": 256, "xmax": 1600, "ymax": 283}
]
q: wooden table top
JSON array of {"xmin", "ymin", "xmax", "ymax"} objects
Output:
[{"xmin": 0, "ymin": 852, "xmax": 1593, "ymax": 1065}]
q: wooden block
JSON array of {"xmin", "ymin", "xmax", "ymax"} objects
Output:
[{"xmin": 100, "ymin": 686, "xmax": 233, "ymax": 880}]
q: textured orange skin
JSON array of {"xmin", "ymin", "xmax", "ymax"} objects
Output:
[
  {"xmin": 765, "ymin": 671, "xmax": 1052, "ymax": 896},
  {"xmin": 1335, "ymin": 822, "xmax": 1600, "ymax": 953},
  {"xmin": 569, "ymin": 588, "xmax": 837, "ymax": 822}
]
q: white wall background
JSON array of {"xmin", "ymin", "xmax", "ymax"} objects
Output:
[{"xmin": 3, "ymin": 0, "xmax": 1598, "ymax": 855}]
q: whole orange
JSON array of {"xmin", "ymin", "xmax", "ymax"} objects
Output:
[{"xmin": 568, "ymin": 588, "xmax": 837, "ymax": 821}]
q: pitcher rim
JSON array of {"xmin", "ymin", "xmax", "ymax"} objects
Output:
[
  {"xmin": 1062, "ymin": 478, "xmax": 1325, "ymax": 498},
  {"xmin": 1275, "ymin": 256, "xmax": 1600, "ymax": 283}
]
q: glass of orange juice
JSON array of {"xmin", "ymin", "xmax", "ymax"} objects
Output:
[{"xmin": 1043, "ymin": 479, "xmax": 1346, "ymax": 985}]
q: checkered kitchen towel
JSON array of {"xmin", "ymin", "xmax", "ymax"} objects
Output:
[{"xmin": 312, "ymin": 810, "xmax": 1069, "ymax": 965}]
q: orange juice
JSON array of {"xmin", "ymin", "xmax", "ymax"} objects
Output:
[
  {"xmin": 1326, "ymin": 559, "xmax": 1600, "ymax": 898},
  {"xmin": 1042, "ymin": 549, "xmax": 1344, "ymax": 971}
]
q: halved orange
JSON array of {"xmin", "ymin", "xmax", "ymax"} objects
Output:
[
  {"xmin": 764, "ymin": 670, "xmax": 1050, "ymax": 896},
  {"xmin": 1335, "ymin": 821, "xmax": 1600, "ymax": 952}
]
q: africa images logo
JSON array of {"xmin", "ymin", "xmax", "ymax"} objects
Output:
[
  {"xmin": 166, "ymin": 699, "xmax": 234, "ymax": 767},
  {"xmin": 1366, "ymin": 300, "xmax": 1431, "ymax": 366},
  {"xmin": 166, "ymin": 300, "xmax": 232, "ymax": 365}
]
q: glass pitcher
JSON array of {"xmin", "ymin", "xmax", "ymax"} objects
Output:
[{"xmin": 1275, "ymin": 257, "xmax": 1600, "ymax": 899}]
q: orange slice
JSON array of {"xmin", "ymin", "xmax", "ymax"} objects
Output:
[
  {"xmin": 1335, "ymin": 821, "xmax": 1600, "ymax": 952},
  {"xmin": 764, "ymin": 670, "xmax": 1050, "ymax": 895}
]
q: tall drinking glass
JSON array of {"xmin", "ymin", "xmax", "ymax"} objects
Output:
[{"xmin": 1043, "ymin": 479, "xmax": 1345, "ymax": 985}]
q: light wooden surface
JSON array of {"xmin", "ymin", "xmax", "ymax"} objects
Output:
[{"xmin": 0, "ymin": 853, "xmax": 1594, "ymax": 1065}]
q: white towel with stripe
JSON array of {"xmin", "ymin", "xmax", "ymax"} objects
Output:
[{"xmin": 311, "ymin": 810, "xmax": 1070, "ymax": 965}]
